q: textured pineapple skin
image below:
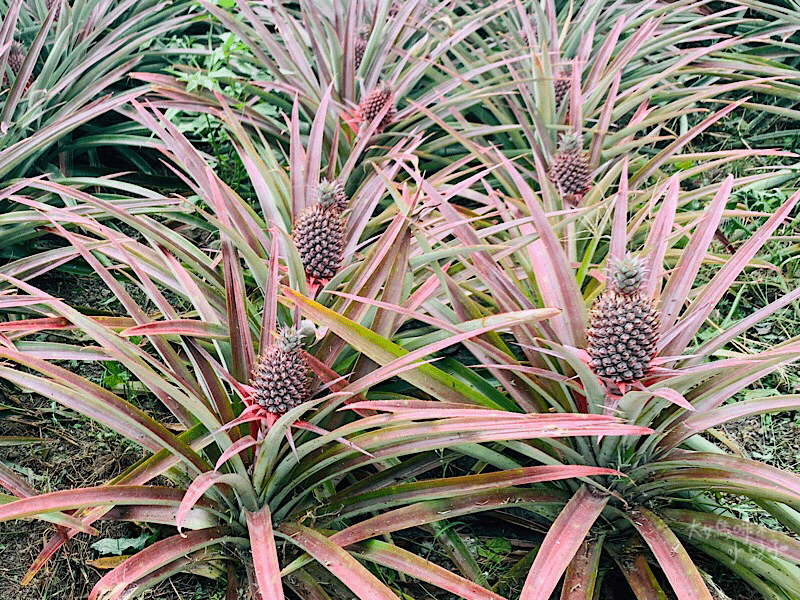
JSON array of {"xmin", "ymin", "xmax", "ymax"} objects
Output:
[
  {"xmin": 587, "ymin": 292, "xmax": 659, "ymax": 382},
  {"xmin": 358, "ymin": 87, "xmax": 395, "ymax": 132},
  {"xmin": 3, "ymin": 43, "xmax": 27, "ymax": 88},
  {"xmin": 549, "ymin": 134, "xmax": 591, "ymax": 196},
  {"xmin": 251, "ymin": 346, "xmax": 310, "ymax": 414},
  {"xmin": 293, "ymin": 205, "xmax": 345, "ymax": 281},
  {"xmin": 554, "ymin": 77, "xmax": 570, "ymax": 108},
  {"xmin": 354, "ymin": 35, "xmax": 367, "ymax": 69}
]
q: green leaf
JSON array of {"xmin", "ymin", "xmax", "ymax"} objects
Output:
[{"xmin": 90, "ymin": 533, "xmax": 152, "ymax": 556}]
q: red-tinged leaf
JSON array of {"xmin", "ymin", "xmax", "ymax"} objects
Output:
[
  {"xmin": 0, "ymin": 295, "xmax": 54, "ymax": 309},
  {"xmin": 326, "ymin": 465, "xmax": 621, "ymax": 518},
  {"xmin": 326, "ymin": 489, "xmax": 566, "ymax": 555},
  {"xmin": 689, "ymin": 285, "xmax": 800, "ymax": 365},
  {"xmin": 642, "ymin": 176, "xmax": 678, "ymax": 301},
  {"xmin": 351, "ymin": 539, "xmax": 505, "ymax": 600},
  {"xmin": 662, "ymin": 508, "xmax": 800, "ymax": 564},
  {"xmin": 260, "ymin": 229, "xmax": 280, "ymax": 352},
  {"xmin": 660, "ymin": 176, "xmax": 732, "ymax": 332},
  {"xmin": 277, "ymin": 523, "xmax": 400, "ymax": 600},
  {"xmin": 561, "ymin": 536, "xmax": 603, "ymax": 600},
  {"xmin": 0, "ymin": 461, "xmax": 38, "ymax": 497},
  {"xmin": 495, "ymin": 154, "xmax": 587, "ymax": 347},
  {"xmin": 0, "ymin": 362, "xmax": 206, "ymax": 467},
  {"xmin": 642, "ymin": 385, "xmax": 694, "ymax": 411},
  {"xmin": 0, "ymin": 316, "xmax": 135, "ymax": 333},
  {"xmin": 520, "ymin": 486, "xmax": 609, "ymax": 600},
  {"xmin": 661, "ymin": 395, "xmax": 800, "ymax": 451},
  {"xmin": 625, "ymin": 507, "xmax": 713, "ymax": 600},
  {"xmin": 0, "ymin": 486, "xmax": 215, "ymax": 523},
  {"xmin": 177, "ymin": 472, "xmax": 258, "ymax": 534},
  {"xmin": 617, "ymin": 554, "xmax": 669, "ymax": 600},
  {"xmin": 609, "ymin": 158, "xmax": 629, "ymax": 266},
  {"xmin": 664, "ymin": 186, "xmax": 800, "ymax": 356},
  {"xmin": 284, "ymin": 288, "xmax": 495, "ymax": 405},
  {"xmin": 639, "ymin": 453, "xmax": 800, "ymax": 505},
  {"xmin": 0, "ymin": 492, "xmax": 98, "ymax": 534},
  {"xmin": 120, "ymin": 320, "xmax": 229, "ymax": 339},
  {"xmin": 88, "ymin": 527, "xmax": 236, "ymax": 600},
  {"xmin": 245, "ymin": 506, "xmax": 285, "ymax": 600},
  {"xmin": 292, "ymin": 420, "xmax": 374, "ymax": 458},
  {"xmin": 215, "ymin": 436, "xmax": 261, "ymax": 471}
]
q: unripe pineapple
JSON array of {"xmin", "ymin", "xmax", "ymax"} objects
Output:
[
  {"xmin": 251, "ymin": 327, "xmax": 310, "ymax": 414},
  {"xmin": 587, "ymin": 256, "xmax": 660, "ymax": 383},
  {"xmin": 549, "ymin": 132, "xmax": 591, "ymax": 196},
  {"xmin": 293, "ymin": 198, "xmax": 345, "ymax": 282},
  {"xmin": 357, "ymin": 85, "xmax": 395, "ymax": 133},
  {"xmin": 553, "ymin": 66, "xmax": 571, "ymax": 108},
  {"xmin": 354, "ymin": 28, "xmax": 369, "ymax": 70},
  {"xmin": 317, "ymin": 178, "xmax": 348, "ymax": 214},
  {"xmin": 2, "ymin": 43, "xmax": 27, "ymax": 88},
  {"xmin": 47, "ymin": 0, "xmax": 62, "ymax": 19}
]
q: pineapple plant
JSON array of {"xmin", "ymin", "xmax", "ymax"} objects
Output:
[
  {"xmin": 549, "ymin": 131, "xmax": 591, "ymax": 196},
  {"xmin": 355, "ymin": 84, "xmax": 395, "ymax": 133},
  {"xmin": 586, "ymin": 255, "xmax": 660, "ymax": 383},
  {"xmin": 293, "ymin": 182, "xmax": 346, "ymax": 282},
  {"xmin": 250, "ymin": 327, "xmax": 311, "ymax": 414}
]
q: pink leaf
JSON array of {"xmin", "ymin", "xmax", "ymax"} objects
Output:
[
  {"xmin": 520, "ymin": 486, "xmax": 609, "ymax": 600},
  {"xmin": 626, "ymin": 507, "xmax": 713, "ymax": 600},
  {"xmin": 246, "ymin": 507, "xmax": 285, "ymax": 600},
  {"xmin": 215, "ymin": 436, "xmax": 261, "ymax": 471},
  {"xmin": 120, "ymin": 320, "xmax": 228, "ymax": 339}
]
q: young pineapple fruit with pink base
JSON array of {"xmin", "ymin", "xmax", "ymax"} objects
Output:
[
  {"xmin": 587, "ymin": 256, "xmax": 660, "ymax": 383},
  {"xmin": 355, "ymin": 84, "xmax": 395, "ymax": 133},
  {"xmin": 293, "ymin": 179, "xmax": 347, "ymax": 285},
  {"xmin": 2, "ymin": 43, "xmax": 28, "ymax": 89},
  {"xmin": 250, "ymin": 327, "xmax": 310, "ymax": 415},
  {"xmin": 549, "ymin": 131, "xmax": 591, "ymax": 197}
]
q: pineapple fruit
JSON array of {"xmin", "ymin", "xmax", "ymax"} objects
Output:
[
  {"xmin": 549, "ymin": 132, "xmax": 591, "ymax": 196},
  {"xmin": 356, "ymin": 84, "xmax": 395, "ymax": 133},
  {"xmin": 354, "ymin": 27, "xmax": 369, "ymax": 70},
  {"xmin": 47, "ymin": 0, "xmax": 62, "ymax": 19},
  {"xmin": 250, "ymin": 327, "xmax": 310, "ymax": 414},
  {"xmin": 292, "ymin": 179, "xmax": 348, "ymax": 282},
  {"xmin": 553, "ymin": 65, "xmax": 571, "ymax": 108},
  {"xmin": 2, "ymin": 42, "xmax": 27, "ymax": 89},
  {"xmin": 586, "ymin": 256, "xmax": 660, "ymax": 383}
]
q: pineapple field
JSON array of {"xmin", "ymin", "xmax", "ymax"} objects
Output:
[{"xmin": 2, "ymin": 1, "xmax": 800, "ymax": 599}]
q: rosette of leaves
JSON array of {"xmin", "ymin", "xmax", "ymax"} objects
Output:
[
  {"xmin": 0, "ymin": 0, "xmax": 198, "ymax": 261},
  {"xmin": 134, "ymin": 0, "xmax": 524, "ymax": 184},
  {"xmin": 436, "ymin": 0, "xmax": 800, "ymax": 207},
  {"xmin": 375, "ymin": 156, "xmax": 800, "ymax": 599}
]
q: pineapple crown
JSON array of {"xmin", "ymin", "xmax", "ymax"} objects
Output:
[
  {"xmin": 274, "ymin": 321, "xmax": 315, "ymax": 353},
  {"xmin": 275, "ymin": 326, "xmax": 304, "ymax": 353},
  {"xmin": 556, "ymin": 131, "xmax": 583, "ymax": 154},
  {"xmin": 555, "ymin": 64, "xmax": 572, "ymax": 78},
  {"xmin": 609, "ymin": 254, "xmax": 647, "ymax": 296},
  {"xmin": 316, "ymin": 178, "xmax": 348, "ymax": 212}
]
